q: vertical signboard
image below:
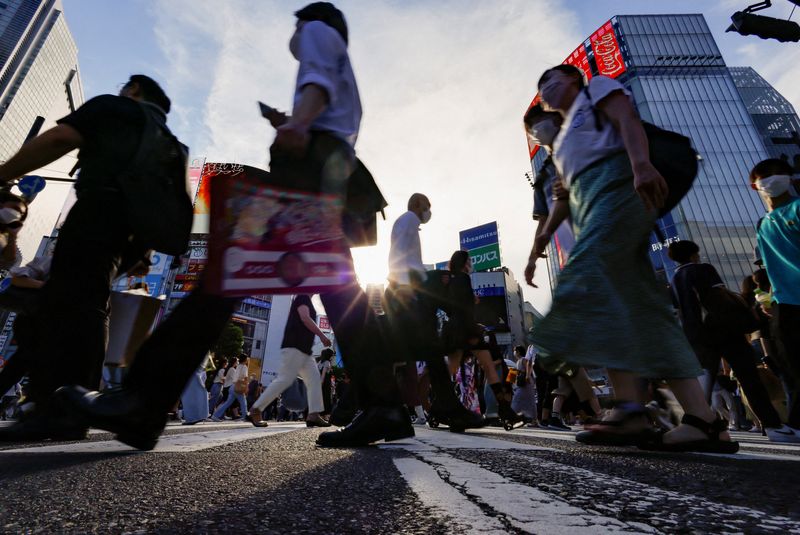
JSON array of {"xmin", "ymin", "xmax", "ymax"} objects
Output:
[
  {"xmin": 590, "ymin": 20, "xmax": 626, "ymax": 78},
  {"xmin": 459, "ymin": 222, "xmax": 501, "ymax": 272}
]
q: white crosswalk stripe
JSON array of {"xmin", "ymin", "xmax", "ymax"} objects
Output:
[
  {"xmin": 0, "ymin": 422, "xmax": 306, "ymax": 454},
  {"xmin": 384, "ymin": 427, "xmax": 800, "ymax": 534}
]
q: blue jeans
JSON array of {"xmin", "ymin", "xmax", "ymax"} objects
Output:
[
  {"xmin": 208, "ymin": 383, "xmax": 223, "ymax": 415},
  {"xmin": 212, "ymin": 388, "xmax": 247, "ymax": 420}
]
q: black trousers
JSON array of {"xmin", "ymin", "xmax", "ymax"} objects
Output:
[
  {"xmin": 27, "ymin": 192, "xmax": 129, "ymax": 407},
  {"xmin": 383, "ymin": 283, "xmax": 462, "ymax": 411},
  {"xmin": 771, "ymin": 303, "xmax": 800, "ymax": 428},
  {"xmin": 0, "ymin": 314, "xmax": 36, "ymax": 396},
  {"xmin": 694, "ymin": 333, "xmax": 782, "ymax": 429},
  {"xmin": 125, "ymin": 135, "xmax": 400, "ymax": 412}
]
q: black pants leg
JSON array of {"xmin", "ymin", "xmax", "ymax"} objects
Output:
[
  {"xmin": 721, "ymin": 336, "xmax": 783, "ymax": 429},
  {"xmin": 320, "ymin": 276, "xmax": 400, "ymax": 408},
  {"xmin": 123, "ymin": 289, "xmax": 239, "ymax": 413},
  {"xmin": 29, "ymin": 237, "xmax": 125, "ymax": 404},
  {"xmin": 0, "ymin": 314, "xmax": 35, "ymax": 395},
  {"xmin": 772, "ymin": 303, "xmax": 800, "ymax": 428}
]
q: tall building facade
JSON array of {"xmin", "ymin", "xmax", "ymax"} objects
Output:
[
  {"xmin": 729, "ymin": 66, "xmax": 800, "ymax": 163},
  {"xmin": 527, "ymin": 14, "xmax": 772, "ymax": 291},
  {"xmin": 0, "ymin": 0, "xmax": 83, "ymax": 262}
]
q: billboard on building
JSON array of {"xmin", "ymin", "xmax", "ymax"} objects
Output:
[
  {"xmin": 590, "ymin": 20, "xmax": 626, "ymax": 78},
  {"xmin": 459, "ymin": 222, "xmax": 501, "ymax": 272}
]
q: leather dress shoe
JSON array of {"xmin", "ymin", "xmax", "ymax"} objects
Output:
[
  {"xmin": 0, "ymin": 411, "xmax": 87, "ymax": 442},
  {"xmin": 54, "ymin": 385, "xmax": 166, "ymax": 451},
  {"xmin": 306, "ymin": 414, "xmax": 331, "ymax": 428},
  {"xmin": 316, "ymin": 406, "xmax": 413, "ymax": 447},
  {"xmin": 429, "ymin": 404, "xmax": 486, "ymax": 433}
]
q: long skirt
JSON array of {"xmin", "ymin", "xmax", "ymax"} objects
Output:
[{"xmin": 531, "ymin": 153, "xmax": 701, "ymax": 379}]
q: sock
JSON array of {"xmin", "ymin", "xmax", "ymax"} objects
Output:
[
  {"xmin": 551, "ymin": 411, "xmax": 561, "ymax": 421},
  {"xmin": 414, "ymin": 406, "xmax": 426, "ymax": 420}
]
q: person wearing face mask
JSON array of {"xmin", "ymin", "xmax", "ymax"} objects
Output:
[
  {"xmin": 748, "ymin": 158, "xmax": 800, "ymax": 441},
  {"xmin": 0, "ymin": 192, "xmax": 27, "ymax": 271},
  {"xmin": 526, "ymin": 64, "xmax": 735, "ymax": 453},
  {"xmin": 58, "ymin": 3, "xmax": 410, "ymax": 450},
  {"xmin": 384, "ymin": 194, "xmax": 485, "ymax": 432}
]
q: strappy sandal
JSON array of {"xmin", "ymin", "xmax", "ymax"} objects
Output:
[
  {"xmin": 639, "ymin": 414, "xmax": 739, "ymax": 454},
  {"xmin": 575, "ymin": 402, "xmax": 656, "ymax": 447}
]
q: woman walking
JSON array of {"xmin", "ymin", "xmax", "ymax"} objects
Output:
[{"xmin": 525, "ymin": 65, "xmax": 736, "ymax": 452}]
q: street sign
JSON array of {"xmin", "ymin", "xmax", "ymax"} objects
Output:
[
  {"xmin": 459, "ymin": 222, "xmax": 499, "ymax": 250},
  {"xmin": 469, "ymin": 242, "xmax": 501, "ymax": 272},
  {"xmin": 18, "ymin": 175, "xmax": 46, "ymax": 201}
]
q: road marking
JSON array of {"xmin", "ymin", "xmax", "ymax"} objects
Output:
[
  {"xmin": 393, "ymin": 458, "xmax": 507, "ymax": 534},
  {"xmin": 0, "ymin": 423, "xmax": 304, "ymax": 454},
  {"xmin": 388, "ymin": 426, "xmax": 800, "ymax": 534},
  {"xmin": 475, "ymin": 427, "xmax": 800, "ymax": 462}
]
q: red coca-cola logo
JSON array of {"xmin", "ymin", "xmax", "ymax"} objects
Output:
[{"xmin": 593, "ymin": 32, "xmax": 624, "ymax": 76}]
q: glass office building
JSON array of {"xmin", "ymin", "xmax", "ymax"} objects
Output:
[
  {"xmin": 528, "ymin": 14, "xmax": 772, "ymax": 291},
  {"xmin": 0, "ymin": 0, "xmax": 83, "ymax": 263},
  {"xmin": 729, "ymin": 66, "xmax": 800, "ymax": 163}
]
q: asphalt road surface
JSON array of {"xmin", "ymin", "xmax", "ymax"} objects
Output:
[{"xmin": 0, "ymin": 420, "xmax": 798, "ymax": 534}]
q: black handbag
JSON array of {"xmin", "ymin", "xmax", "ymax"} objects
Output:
[
  {"xmin": 583, "ymin": 87, "xmax": 698, "ymax": 217},
  {"xmin": 116, "ymin": 103, "xmax": 193, "ymax": 256}
]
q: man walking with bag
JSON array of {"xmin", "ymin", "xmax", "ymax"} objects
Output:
[
  {"xmin": 58, "ymin": 3, "xmax": 412, "ymax": 449},
  {"xmin": 0, "ymin": 75, "xmax": 188, "ymax": 441}
]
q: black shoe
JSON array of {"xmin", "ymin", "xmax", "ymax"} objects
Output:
[
  {"xmin": 546, "ymin": 417, "xmax": 572, "ymax": 431},
  {"xmin": 0, "ymin": 411, "xmax": 87, "ymax": 442},
  {"xmin": 316, "ymin": 406, "xmax": 413, "ymax": 447},
  {"xmin": 54, "ymin": 385, "xmax": 166, "ymax": 451},
  {"xmin": 428, "ymin": 404, "xmax": 485, "ymax": 432},
  {"xmin": 329, "ymin": 404, "xmax": 357, "ymax": 427}
]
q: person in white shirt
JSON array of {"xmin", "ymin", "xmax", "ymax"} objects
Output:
[
  {"xmin": 211, "ymin": 354, "xmax": 249, "ymax": 421},
  {"xmin": 208, "ymin": 357, "xmax": 227, "ymax": 415},
  {"xmin": 384, "ymin": 194, "xmax": 484, "ymax": 432}
]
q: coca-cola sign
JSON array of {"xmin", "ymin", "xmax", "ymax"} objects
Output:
[{"xmin": 590, "ymin": 21, "xmax": 626, "ymax": 78}]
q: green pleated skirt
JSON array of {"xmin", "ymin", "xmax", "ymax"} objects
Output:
[{"xmin": 531, "ymin": 153, "xmax": 701, "ymax": 379}]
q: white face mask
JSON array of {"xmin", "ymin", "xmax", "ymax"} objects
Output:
[
  {"xmin": 529, "ymin": 119, "xmax": 559, "ymax": 148},
  {"xmin": 0, "ymin": 208, "xmax": 21, "ymax": 224},
  {"xmin": 420, "ymin": 209, "xmax": 432, "ymax": 224},
  {"xmin": 756, "ymin": 174, "xmax": 792, "ymax": 198}
]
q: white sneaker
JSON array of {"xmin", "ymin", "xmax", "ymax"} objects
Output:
[
  {"xmin": 413, "ymin": 418, "xmax": 427, "ymax": 426},
  {"xmin": 765, "ymin": 425, "xmax": 800, "ymax": 444}
]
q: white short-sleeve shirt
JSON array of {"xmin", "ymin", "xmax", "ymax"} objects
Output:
[
  {"xmin": 294, "ymin": 21, "xmax": 362, "ymax": 148},
  {"xmin": 552, "ymin": 76, "xmax": 631, "ymax": 188}
]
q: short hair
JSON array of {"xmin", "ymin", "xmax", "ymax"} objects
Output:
[
  {"xmin": 538, "ymin": 64, "xmax": 586, "ymax": 90},
  {"xmin": 321, "ymin": 348, "xmax": 334, "ymax": 360},
  {"xmin": 237, "ymin": 353, "xmax": 249, "ymax": 363},
  {"xmin": 407, "ymin": 193, "xmax": 429, "ymax": 211},
  {"xmin": 514, "ymin": 345, "xmax": 526, "ymax": 357},
  {"xmin": 667, "ymin": 240, "xmax": 700, "ymax": 264},
  {"xmin": 125, "ymin": 75, "xmax": 171, "ymax": 114},
  {"xmin": 448, "ymin": 250, "xmax": 470, "ymax": 274},
  {"xmin": 523, "ymin": 103, "xmax": 562, "ymax": 129},
  {"xmin": 295, "ymin": 2, "xmax": 348, "ymax": 44},
  {"xmin": 749, "ymin": 158, "xmax": 793, "ymax": 182}
]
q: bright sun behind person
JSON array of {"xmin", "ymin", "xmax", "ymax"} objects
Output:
[{"xmin": 352, "ymin": 244, "xmax": 390, "ymax": 288}]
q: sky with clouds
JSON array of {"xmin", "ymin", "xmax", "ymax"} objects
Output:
[{"xmin": 61, "ymin": 0, "xmax": 800, "ymax": 312}]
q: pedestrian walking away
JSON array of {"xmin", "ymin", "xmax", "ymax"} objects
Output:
[{"xmin": 247, "ymin": 295, "xmax": 332, "ymax": 428}]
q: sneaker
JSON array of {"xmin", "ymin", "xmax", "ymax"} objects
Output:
[
  {"xmin": 765, "ymin": 425, "xmax": 800, "ymax": 444},
  {"xmin": 747, "ymin": 425, "xmax": 762, "ymax": 433},
  {"xmin": 546, "ymin": 417, "xmax": 572, "ymax": 431},
  {"xmin": 413, "ymin": 417, "xmax": 427, "ymax": 426}
]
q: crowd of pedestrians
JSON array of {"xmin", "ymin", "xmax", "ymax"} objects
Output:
[{"xmin": 0, "ymin": 2, "xmax": 796, "ymax": 459}]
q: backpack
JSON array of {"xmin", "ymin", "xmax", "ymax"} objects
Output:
[
  {"xmin": 582, "ymin": 87, "xmax": 698, "ymax": 218},
  {"xmin": 697, "ymin": 286, "xmax": 760, "ymax": 335},
  {"xmin": 116, "ymin": 103, "xmax": 193, "ymax": 255}
]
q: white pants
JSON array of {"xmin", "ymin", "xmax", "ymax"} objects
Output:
[{"xmin": 251, "ymin": 347, "xmax": 323, "ymax": 414}]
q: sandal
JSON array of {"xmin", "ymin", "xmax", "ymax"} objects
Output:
[
  {"xmin": 639, "ymin": 414, "xmax": 739, "ymax": 454},
  {"xmin": 575, "ymin": 402, "xmax": 655, "ymax": 447}
]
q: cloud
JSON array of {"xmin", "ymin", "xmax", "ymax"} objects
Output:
[{"xmin": 151, "ymin": 0, "xmax": 588, "ymax": 311}]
